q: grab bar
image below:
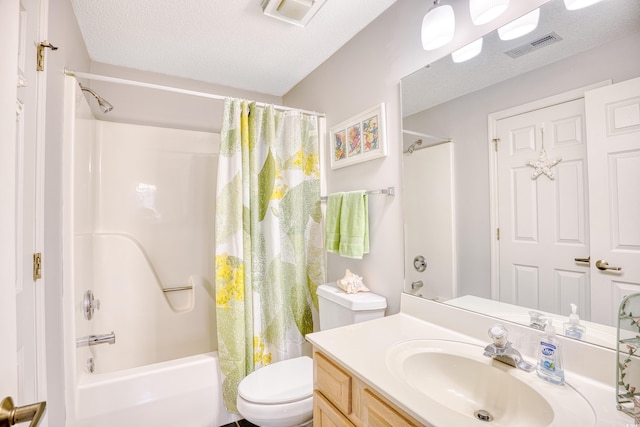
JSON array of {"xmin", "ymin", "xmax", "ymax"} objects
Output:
[
  {"xmin": 162, "ymin": 285, "xmax": 193, "ymax": 293},
  {"xmin": 76, "ymin": 332, "xmax": 116, "ymax": 347}
]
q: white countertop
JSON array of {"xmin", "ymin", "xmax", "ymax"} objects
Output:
[{"xmin": 306, "ymin": 296, "xmax": 633, "ymax": 427}]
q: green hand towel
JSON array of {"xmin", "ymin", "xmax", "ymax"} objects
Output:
[
  {"xmin": 338, "ymin": 191, "xmax": 369, "ymax": 259},
  {"xmin": 325, "ymin": 192, "xmax": 343, "ymax": 253}
]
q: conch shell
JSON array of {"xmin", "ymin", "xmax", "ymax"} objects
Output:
[{"xmin": 336, "ymin": 269, "xmax": 369, "ymax": 294}]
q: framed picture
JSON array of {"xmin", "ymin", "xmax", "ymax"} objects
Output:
[{"xmin": 329, "ymin": 103, "xmax": 387, "ymax": 169}]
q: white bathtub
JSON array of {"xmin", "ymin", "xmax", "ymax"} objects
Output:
[
  {"xmin": 73, "ymin": 352, "xmax": 239, "ymax": 427},
  {"xmin": 63, "ymin": 77, "xmax": 233, "ymax": 427}
]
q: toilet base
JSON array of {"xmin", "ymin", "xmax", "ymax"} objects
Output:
[{"xmin": 237, "ymin": 395, "xmax": 313, "ymax": 427}]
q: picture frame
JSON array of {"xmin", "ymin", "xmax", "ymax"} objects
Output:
[{"xmin": 329, "ymin": 103, "xmax": 387, "ymax": 169}]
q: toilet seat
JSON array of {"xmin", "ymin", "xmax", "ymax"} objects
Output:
[{"xmin": 238, "ymin": 356, "xmax": 313, "ymax": 404}]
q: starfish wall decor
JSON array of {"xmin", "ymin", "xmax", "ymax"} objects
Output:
[{"xmin": 526, "ymin": 128, "xmax": 561, "ymax": 180}]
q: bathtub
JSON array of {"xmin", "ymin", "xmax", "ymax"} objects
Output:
[
  {"xmin": 72, "ymin": 352, "xmax": 238, "ymax": 427},
  {"xmin": 63, "ymin": 76, "xmax": 235, "ymax": 427}
]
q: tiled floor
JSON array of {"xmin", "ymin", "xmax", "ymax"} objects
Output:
[{"xmin": 220, "ymin": 420, "xmax": 258, "ymax": 427}]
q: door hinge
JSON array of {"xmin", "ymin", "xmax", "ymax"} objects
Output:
[
  {"xmin": 496, "ymin": 228, "xmax": 500, "ymax": 240},
  {"xmin": 492, "ymin": 138, "xmax": 500, "ymax": 152},
  {"xmin": 33, "ymin": 252, "xmax": 42, "ymax": 280},
  {"xmin": 36, "ymin": 40, "xmax": 58, "ymax": 72}
]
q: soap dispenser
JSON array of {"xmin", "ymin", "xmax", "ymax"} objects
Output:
[
  {"xmin": 536, "ymin": 319, "xmax": 565, "ymax": 385},
  {"xmin": 563, "ymin": 303, "xmax": 586, "ymax": 340}
]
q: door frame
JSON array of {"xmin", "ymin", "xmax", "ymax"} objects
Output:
[
  {"xmin": 34, "ymin": 0, "xmax": 50, "ymax": 408},
  {"xmin": 488, "ymin": 81, "xmax": 610, "ymax": 300},
  {"xmin": 1, "ymin": 0, "xmax": 50, "ymax": 416}
]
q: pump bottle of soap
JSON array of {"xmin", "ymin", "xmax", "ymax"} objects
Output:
[
  {"xmin": 536, "ymin": 319, "xmax": 565, "ymax": 385},
  {"xmin": 563, "ymin": 303, "xmax": 586, "ymax": 340}
]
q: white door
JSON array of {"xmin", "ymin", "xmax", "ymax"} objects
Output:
[
  {"xmin": 496, "ymin": 98, "xmax": 590, "ymax": 317},
  {"xmin": 586, "ymin": 76, "xmax": 640, "ymax": 326},
  {"xmin": 1, "ymin": 0, "xmax": 21, "ymax": 403},
  {"xmin": 2, "ymin": 0, "xmax": 47, "ymax": 421}
]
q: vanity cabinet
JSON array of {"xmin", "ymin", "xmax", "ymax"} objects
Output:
[{"xmin": 313, "ymin": 350, "xmax": 422, "ymax": 427}]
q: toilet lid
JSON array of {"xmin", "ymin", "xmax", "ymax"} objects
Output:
[{"xmin": 238, "ymin": 356, "xmax": 313, "ymax": 404}]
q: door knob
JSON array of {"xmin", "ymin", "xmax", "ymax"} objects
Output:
[
  {"xmin": 574, "ymin": 256, "xmax": 590, "ymax": 264},
  {"xmin": 0, "ymin": 397, "xmax": 46, "ymax": 427},
  {"xmin": 595, "ymin": 260, "xmax": 622, "ymax": 271}
]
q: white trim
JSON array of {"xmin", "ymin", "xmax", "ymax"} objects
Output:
[
  {"xmin": 61, "ymin": 75, "xmax": 78, "ymax": 426},
  {"xmin": 64, "ymin": 69, "xmax": 325, "ymax": 117},
  {"xmin": 487, "ymin": 80, "xmax": 611, "ymax": 300},
  {"xmin": 35, "ymin": 0, "xmax": 49, "ymax": 423}
]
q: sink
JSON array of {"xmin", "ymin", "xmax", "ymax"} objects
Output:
[{"xmin": 386, "ymin": 339, "xmax": 596, "ymax": 426}]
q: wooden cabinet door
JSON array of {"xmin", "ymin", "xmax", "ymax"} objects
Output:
[
  {"xmin": 314, "ymin": 352, "xmax": 352, "ymax": 415},
  {"xmin": 362, "ymin": 389, "xmax": 421, "ymax": 427},
  {"xmin": 314, "ymin": 391, "xmax": 355, "ymax": 427}
]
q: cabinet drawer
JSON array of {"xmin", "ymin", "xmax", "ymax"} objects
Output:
[
  {"xmin": 314, "ymin": 391, "xmax": 356, "ymax": 427},
  {"xmin": 314, "ymin": 352, "xmax": 352, "ymax": 415},
  {"xmin": 362, "ymin": 389, "xmax": 421, "ymax": 427}
]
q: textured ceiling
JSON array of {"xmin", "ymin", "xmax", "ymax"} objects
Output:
[{"xmin": 70, "ymin": 0, "xmax": 397, "ymax": 96}]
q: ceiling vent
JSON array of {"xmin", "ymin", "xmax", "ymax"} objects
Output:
[
  {"xmin": 261, "ymin": 0, "xmax": 328, "ymax": 27},
  {"xmin": 504, "ymin": 32, "xmax": 563, "ymax": 58}
]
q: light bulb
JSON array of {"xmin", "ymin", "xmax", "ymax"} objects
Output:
[
  {"xmin": 470, "ymin": 0, "xmax": 510, "ymax": 25},
  {"xmin": 421, "ymin": 4, "xmax": 455, "ymax": 50},
  {"xmin": 498, "ymin": 8, "xmax": 540, "ymax": 41},
  {"xmin": 452, "ymin": 38, "xmax": 483, "ymax": 63}
]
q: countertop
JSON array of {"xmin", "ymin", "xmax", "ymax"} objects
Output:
[{"xmin": 306, "ymin": 300, "xmax": 633, "ymax": 426}]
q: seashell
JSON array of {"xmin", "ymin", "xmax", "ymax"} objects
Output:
[{"xmin": 336, "ymin": 269, "xmax": 370, "ymax": 294}]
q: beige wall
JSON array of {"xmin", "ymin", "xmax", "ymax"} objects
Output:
[{"xmin": 284, "ymin": 0, "xmax": 549, "ymax": 314}]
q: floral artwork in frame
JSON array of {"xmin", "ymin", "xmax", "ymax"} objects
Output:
[{"xmin": 330, "ymin": 103, "xmax": 387, "ymax": 169}]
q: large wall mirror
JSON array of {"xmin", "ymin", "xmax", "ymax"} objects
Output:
[{"xmin": 401, "ymin": 0, "xmax": 640, "ymax": 349}]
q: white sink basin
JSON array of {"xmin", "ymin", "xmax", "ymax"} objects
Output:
[{"xmin": 386, "ymin": 339, "xmax": 596, "ymax": 426}]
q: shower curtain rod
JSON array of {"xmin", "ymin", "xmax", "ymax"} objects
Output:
[{"xmin": 64, "ymin": 69, "xmax": 325, "ymax": 117}]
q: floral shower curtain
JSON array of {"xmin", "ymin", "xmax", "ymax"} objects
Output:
[{"xmin": 214, "ymin": 98, "xmax": 325, "ymax": 412}]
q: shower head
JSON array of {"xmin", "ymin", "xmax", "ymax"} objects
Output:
[
  {"xmin": 407, "ymin": 139, "xmax": 423, "ymax": 153},
  {"xmin": 79, "ymin": 83, "xmax": 113, "ymax": 113}
]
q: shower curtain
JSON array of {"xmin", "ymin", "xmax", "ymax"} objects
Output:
[{"xmin": 215, "ymin": 99, "xmax": 325, "ymax": 412}]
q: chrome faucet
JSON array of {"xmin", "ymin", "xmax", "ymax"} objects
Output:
[
  {"xmin": 483, "ymin": 324, "xmax": 534, "ymax": 372},
  {"xmin": 76, "ymin": 331, "xmax": 116, "ymax": 347}
]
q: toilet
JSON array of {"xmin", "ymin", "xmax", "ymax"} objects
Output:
[{"xmin": 236, "ymin": 283, "xmax": 387, "ymax": 427}]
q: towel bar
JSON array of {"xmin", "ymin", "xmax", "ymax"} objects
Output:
[{"xmin": 320, "ymin": 187, "xmax": 394, "ymax": 201}]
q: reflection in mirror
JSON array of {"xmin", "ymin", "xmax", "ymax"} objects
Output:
[{"xmin": 401, "ymin": 0, "xmax": 640, "ymax": 349}]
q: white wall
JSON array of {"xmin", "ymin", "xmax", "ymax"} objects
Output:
[
  {"xmin": 284, "ymin": 0, "xmax": 549, "ymax": 314},
  {"xmin": 86, "ymin": 61, "xmax": 283, "ymax": 133},
  {"xmin": 403, "ymin": 32, "xmax": 640, "ymax": 299}
]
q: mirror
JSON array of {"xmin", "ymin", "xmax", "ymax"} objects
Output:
[{"xmin": 401, "ymin": 0, "xmax": 640, "ymax": 349}]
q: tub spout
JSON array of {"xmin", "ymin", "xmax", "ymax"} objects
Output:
[{"xmin": 76, "ymin": 332, "xmax": 116, "ymax": 347}]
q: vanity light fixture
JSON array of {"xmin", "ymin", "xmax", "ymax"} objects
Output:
[
  {"xmin": 498, "ymin": 8, "xmax": 540, "ymax": 40},
  {"xmin": 469, "ymin": 0, "xmax": 510, "ymax": 26},
  {"xmin": 451, "ymin": 37, "xmax": 483, "ymax": 63},
  {"xmin": 421, "ymin": 1, "xmax": 456, "ymax": 50},
  {"xmin": 563, "ymin": 0, "xmax": 603, "ymax": 10}
]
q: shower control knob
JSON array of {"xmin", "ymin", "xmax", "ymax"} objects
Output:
[
  {"xmin": 413, "ymin": 255, "xmax": 427, "ymax": 272},
  {"xmin": 83, "ymin": 290, "xmax": 101, "ymax": 320}
]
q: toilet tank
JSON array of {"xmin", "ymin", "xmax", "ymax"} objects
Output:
[{"xmin": 317, "ymin": 283, "xmax": 387, "ymax": 331}]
